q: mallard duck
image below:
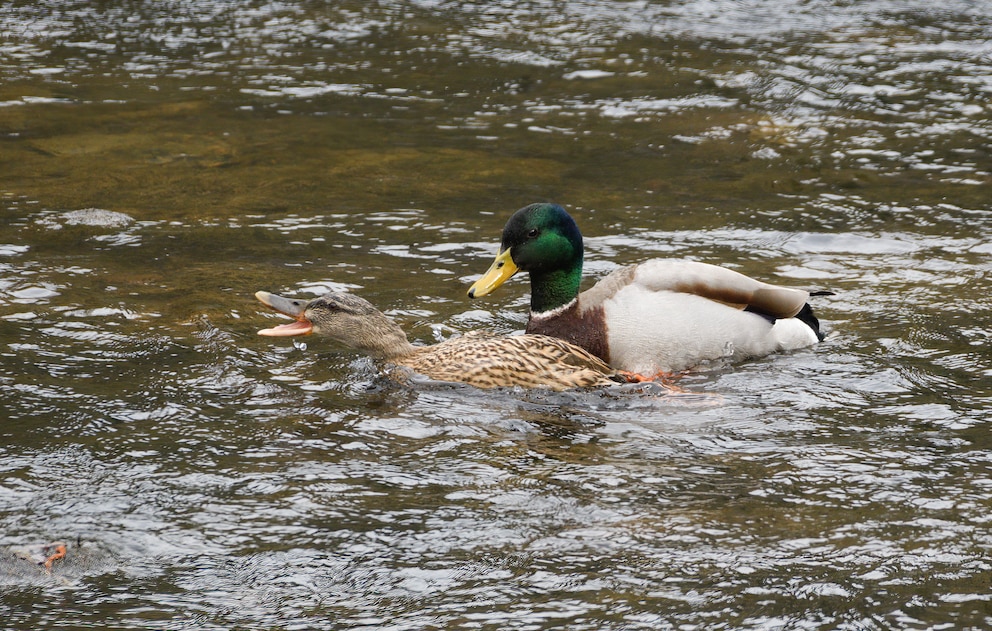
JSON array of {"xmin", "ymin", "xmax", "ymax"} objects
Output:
[
  {"xmin": 467, "ymin": 203, "xmax": 826, "ymax": 375},
  {"xmin": 254, "ymin": 290, "xmax": 626, "ymax": 391}
]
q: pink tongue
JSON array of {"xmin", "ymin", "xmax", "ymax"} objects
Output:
[{"xmin": 258, "ymin": 320, "xmax": 313, "ymax": 337}]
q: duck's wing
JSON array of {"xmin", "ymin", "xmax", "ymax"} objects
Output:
[
  {"xmin": 404, "ymin": 334, "xmax": 619, "ymax": 390},
  {"xmin": 582, "ymin": 260, "xmax": 809, "ymax": 319}
]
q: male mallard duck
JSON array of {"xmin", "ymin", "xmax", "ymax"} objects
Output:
[
  {"xmin": 467, "ymin": 203, "xmax": 826, "ymax": 375},
  {"xmin": 254, "ymin": 290, "xmax": 626, "ymax": 391}
]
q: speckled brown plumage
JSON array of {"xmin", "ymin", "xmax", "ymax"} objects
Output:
[
  {"xmin": 256, "ymin": 290, "xmax": 623, "ymax": 391},
  {"xmin": 389, "ymin": 330, "xmax": 621, "ymax": 390}
]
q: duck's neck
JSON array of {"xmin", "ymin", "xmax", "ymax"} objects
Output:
[
  {"xmin": 357, "ymin": 317, "xmax": 418, "ymax": 360},
  {"xmin": 529, "ymin": 264, "xmax": 582, "ymax": 316},
  {"xmin": 374, "ymin": 332, "xmax": 418, "ymax": 360}
]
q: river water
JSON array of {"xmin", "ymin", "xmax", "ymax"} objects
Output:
[{"xmin": 2, "ymin": 1, "xmax": 991, "ymax": 629}]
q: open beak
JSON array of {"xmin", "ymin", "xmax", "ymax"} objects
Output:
[
  {"xmin": 467, "ymin": 248, "xmax": 518, "ymax": 298},
  {"xmin": 255, "ymin": 291, "xmax": 313, "ymax": 336}
]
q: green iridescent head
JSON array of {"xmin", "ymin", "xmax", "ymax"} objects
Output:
[{"xmin": 468, "ymin": 203, "xmax": 584, "ymax": 313}]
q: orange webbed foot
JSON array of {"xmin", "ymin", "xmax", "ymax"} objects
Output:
[
  {"xmin": 618, "ymin": 369, "xmax": 694, "ymax": 393},
  {"xmin": 43, "ymin": 543, "xmax": 67, "ymax": 571}
]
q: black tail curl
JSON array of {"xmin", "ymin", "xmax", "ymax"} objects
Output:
[{"xmin": 795, "ymin": 303, "xmax": 825, "ymax": 341}]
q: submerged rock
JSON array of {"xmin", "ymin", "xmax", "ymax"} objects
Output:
[{"xmin": 38, "ymin": 208, "xmax": 135, "ymax": 230}]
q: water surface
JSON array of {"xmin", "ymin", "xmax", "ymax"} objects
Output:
[{"xmin": 2, "ymin": 1, "xmax": 991, "ymax": 629}]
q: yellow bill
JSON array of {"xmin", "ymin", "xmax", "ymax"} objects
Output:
[{"xmin": 467, "ymin": 248, "xmax": 518, "ymax": 298}]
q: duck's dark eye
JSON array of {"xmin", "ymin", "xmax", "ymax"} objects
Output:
[{"xmin": 527, "ymin": 228, "xmax": 539, "ymax": 238}]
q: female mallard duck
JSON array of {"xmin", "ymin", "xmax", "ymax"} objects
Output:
[
  {"xmin": 467, "ymin": 203, "xmax": 826, "ymax": 376},
  {"xmin": 254, "ymin": 290, "xmax": 626, "ymax": 391}
]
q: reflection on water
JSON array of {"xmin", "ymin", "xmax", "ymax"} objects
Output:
[{"xmin": 2, "ymin": 1, "xmax": 991, "ymax": 629}]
